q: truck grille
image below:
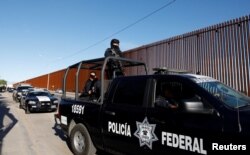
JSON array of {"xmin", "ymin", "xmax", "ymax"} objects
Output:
[{"xmin": 37, "ymin": 101, "xmax": 51, "ymax": 107}]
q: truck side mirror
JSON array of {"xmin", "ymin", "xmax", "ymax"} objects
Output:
[{"xmin": 183, "ymin": 101, "xmax": 215, "ymax": 115}]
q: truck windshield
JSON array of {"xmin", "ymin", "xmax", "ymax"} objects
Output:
[{"xmin": 197, "ymin": 81, "xmax": 250, "ymax": 108}]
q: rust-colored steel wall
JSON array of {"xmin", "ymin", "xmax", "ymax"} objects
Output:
[
  {"xmin": 48, "ymin": 69, "xmax": 65, "ymax": 91},
  {"xmin": 124, "ymin": 15, "xmax": 250, "ymax": 95},
  {"xmin": 17, "ymin": 69, "xmax": 66, "ymax": 91},
  {"xmin": 25, "ymin": 75, "xmax": 48, "ymax": 89},
  {"xmin": 16, "ymin": 15, "xmax": 250, "ymax": 95}
]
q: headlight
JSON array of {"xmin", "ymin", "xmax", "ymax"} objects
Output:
[
  {"xmin": 53, "ymin": 100, "xmax": 59, "ymax": 104},
  {"xmin": 17, "ymin": 92, "xmax": 22, "ymax": 95},
  {"xmin": 28, "ymin": 101, "xmax": 36, "ymax": 104}
]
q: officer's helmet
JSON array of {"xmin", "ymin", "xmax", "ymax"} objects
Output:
[{"xmin": 111, "ymin": 39, "xmax": 120, "ymax": 47}]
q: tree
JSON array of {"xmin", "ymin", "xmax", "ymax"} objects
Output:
[{"xmin": 0, "ymin": 79, "xmax": 7, "ymax": 86}]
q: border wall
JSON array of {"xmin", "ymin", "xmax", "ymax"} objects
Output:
[{"xmin": 15, "ymin": 15, "xmax": 250, "ymax": 95}]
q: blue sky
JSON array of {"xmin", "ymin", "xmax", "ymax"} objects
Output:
[{"xmin": 0, "ymin": 0, "xmax": 249, "ymax": 84}]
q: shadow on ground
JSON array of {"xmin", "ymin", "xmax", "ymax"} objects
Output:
[{"xmin": 0, "ymin": 93, "xmax": 18, "ymax": 154}]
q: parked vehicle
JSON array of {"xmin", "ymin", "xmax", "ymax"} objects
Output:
[
  {"xmin": 20, "ymin": 90, "xmax": 58, "ymax": 114},
  {"xmin": 55, "ymin": 56, "xmax": 250, "ymax": 155},
  {"xmin": 7, "ymin": 87, "xmax": 15, "ymax": 92},
  {"xmin": 55, "ymin": 89, "xmax": 63, "ymax": 94},
  {"xmin": 12, "ymin": 85, "xmax": 33, "ymax": 102},
  {"xmin": 0, "ymin": 86, "xmax": 6, "ymax": 92},
  {"xmin": 19, "ymin": 88, "xmax": 35, "ymax": 108},
  {"xmin": 6, "ymin": 84, "xmax": 14, "ymax": 92}
]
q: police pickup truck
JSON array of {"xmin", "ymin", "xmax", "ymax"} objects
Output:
[{"xmin": 55, "ymin": 56, "xmax": 250, "ymax": 155}]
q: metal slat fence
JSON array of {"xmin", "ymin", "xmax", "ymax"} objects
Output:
[{"xmin": 125, "ymin": 15, "xmax": 250, "ymax": 95}]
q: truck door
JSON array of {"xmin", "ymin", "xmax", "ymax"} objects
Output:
[
  {"xmin": 146, "ymin": 77, "xmax": 223, "ymax": 155},
  {"xmin": 101, "ymin": 77, "xmax": 150, "ymax": 154}
]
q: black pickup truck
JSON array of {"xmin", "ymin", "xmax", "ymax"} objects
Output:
[{"xmin": 55, "ymin": 56, "xmax": 250, "ymax": 155}]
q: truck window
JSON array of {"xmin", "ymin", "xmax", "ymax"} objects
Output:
[
  {"xmin": 112, "ymin": 78, "xmax": 147, "ymax": 106},
  {"xmin": 154, "ymin": 80, "xmax": 213, "ymax": 112},
  {"xmin": 155, "ymin": 81, "xmax": 181, "ymax": 109},
  {"xmin": 197, "ymin": 81, "xmax": 250, "ymax": 108}
]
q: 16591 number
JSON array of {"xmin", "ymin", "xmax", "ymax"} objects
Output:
[{"xmin": 72, "ymin": 104, "xmax": 85, "ymax": 115}]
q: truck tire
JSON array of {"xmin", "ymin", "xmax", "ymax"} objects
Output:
[{"xmin": 70, "ymin": 124, "xmax": 96, "ymax": 155}]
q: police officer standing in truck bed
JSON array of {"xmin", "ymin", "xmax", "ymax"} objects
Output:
[{"xmin": 104, "ymin": 39, "xmax": 124, "ymax": 79}]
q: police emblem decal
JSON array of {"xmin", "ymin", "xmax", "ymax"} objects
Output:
[{"xmin": 134, "ymin": 117, "xmax": 158, "ymax": 149}]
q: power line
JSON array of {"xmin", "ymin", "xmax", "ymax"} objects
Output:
[{"xmin": 54, "ymin": 0, "xmax": 177, "ymax": 62}]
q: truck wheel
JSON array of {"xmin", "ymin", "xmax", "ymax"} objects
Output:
[{"xmin": 70, "ymin": 124, "xmax": 96, "ymax": 155}]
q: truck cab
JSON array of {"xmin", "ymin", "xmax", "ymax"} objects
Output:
[
  {"xmin": 101, "ymin": 73, "xmax": 250, "ymax": 155},
  {"xmin": 55, "ymin": 57, "xmax": 250, "ymax": 155}
]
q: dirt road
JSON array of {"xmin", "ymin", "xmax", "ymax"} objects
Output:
[{"xmin": 0, "ymin": 92, "xmax": 73, "ymax": 155}]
